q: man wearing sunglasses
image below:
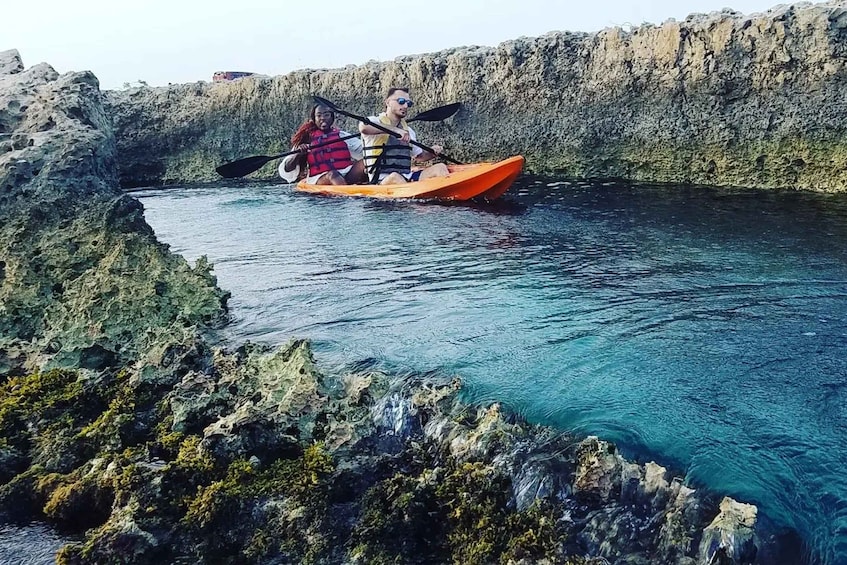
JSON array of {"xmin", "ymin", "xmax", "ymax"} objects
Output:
[{"xmin": 359, "ymin": 87, "xmax": 449, "ymax": 184}]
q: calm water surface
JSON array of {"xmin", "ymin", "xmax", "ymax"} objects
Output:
[{"xmin": 133, "ymin": 177, "xmax": 847, "ymax": 564}]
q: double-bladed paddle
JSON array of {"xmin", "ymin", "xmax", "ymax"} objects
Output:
[
  {"xmin": 215, "ymin": 132, "xmax": 359, "ymax": 179},
  {"xmin": 215, "ymin": 101, "xmax": 461, "ymax": 178},
  {"xmin": 313, "ymin": 95, "xmax": 463, "ymax": 165}
]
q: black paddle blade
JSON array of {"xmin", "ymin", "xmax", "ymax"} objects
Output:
[
  {"xmin": 215, "ymin": 155, "xmax": 276, "ymax": 178},
  {"xmin": 408, "ymin": 102, "xmax": 461, "ymax": 122}
]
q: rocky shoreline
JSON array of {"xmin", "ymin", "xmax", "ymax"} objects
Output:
[
  {"xmin": 0, "ymin": 46, "xmax": 788, "ymax": 563},
  {"xmin": 102, "ymin": 1, "xmax": 847, "ymax": 192}
]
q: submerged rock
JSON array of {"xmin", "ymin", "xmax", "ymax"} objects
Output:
[{"xmin": 699, "ymin": 497, "xmax": 759, "ymax": 564}]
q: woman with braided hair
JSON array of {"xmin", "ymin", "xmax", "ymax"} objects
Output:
[{"xmin": 280, "ymin": 103, "xmax": 366, "ymax": 185}]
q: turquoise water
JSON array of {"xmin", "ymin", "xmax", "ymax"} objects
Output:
[{"xmin": 135, "ymin": 178, "xmax": 847, "ymax": 564}]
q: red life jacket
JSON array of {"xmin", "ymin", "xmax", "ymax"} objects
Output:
[{"xmin": 307, "ymin": 129, "xmax": 353, "ymax": 175}]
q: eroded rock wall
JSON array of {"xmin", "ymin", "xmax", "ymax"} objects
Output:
[
  {"xmin": 106, "ymin": 1, "xmax": 847, "ymax": 191},
  {"xmin": 0, "ymin": 49, "xmax": 228, "ymax": 374}
]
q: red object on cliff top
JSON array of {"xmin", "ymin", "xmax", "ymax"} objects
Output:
[{"xmin": 212, "ymin": 71, "xmax": 256, "ymax": 82}]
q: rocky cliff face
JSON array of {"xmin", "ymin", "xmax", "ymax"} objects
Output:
[
  {"xmin": 106, "ymin": 1, "xmax": 847, "ymax": 191},
  {"xmin": 0, "ymin": 49, "xmax": 228, "ymax": 376}
]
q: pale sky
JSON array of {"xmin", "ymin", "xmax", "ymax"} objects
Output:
[{"xmin": 5, "ymin": 0, "xmax": 811, "ymax": 90}]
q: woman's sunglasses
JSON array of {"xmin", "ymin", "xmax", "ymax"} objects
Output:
[{"xmin": 393, "ymin": 97, "xmax": 414, "ymax": 107}]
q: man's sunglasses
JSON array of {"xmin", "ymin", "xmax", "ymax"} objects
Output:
[{"xmin": 393, "ymin": 97, "xmax": 414, "ymax": 107}]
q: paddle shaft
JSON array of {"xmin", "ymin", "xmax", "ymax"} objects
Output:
[
  {"xmin": 215, "ymin": 101, "xmax": 460, "ymax": 178},
  {"xmin": 317, "ymin": 99, "xmax": 462, "ymax": 165},
  {"xmin": 215, "ymin": 132, "xmax": 361, "ymax": 178},
  {"xmin": 278, "ymin": 132, "xmax": 361, "ymax": 162},
  {"xmin": 359, "ymin": 115, "xmax": 462, "ymax": 165}
]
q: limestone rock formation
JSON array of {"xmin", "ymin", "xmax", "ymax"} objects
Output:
[
  {"xmin": 0, "ymin": 49, "xmax": 789, "ymax": 564},
  {"xmin": 0, "ymin": 49, "xmax": 229, "ymax": 375},
  {"xmin": 699, "ymin": 497, "xmax": 759, "ymax": 564},
  {"xmin": 0, "ymin": 49, "xmax": 24, "ymax": 75},
  {"xmin": 105, "ymin": 1, "xmax": 847, "ymax": 191}
]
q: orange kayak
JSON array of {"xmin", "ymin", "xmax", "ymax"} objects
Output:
[{"xmin": 295, "ymin": 156, "xmax": 524, "ymax": 201}]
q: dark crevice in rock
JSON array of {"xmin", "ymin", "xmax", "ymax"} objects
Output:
[{"xmin": 77, "ymin": 345, "xmax": 118, "ymax": 371}]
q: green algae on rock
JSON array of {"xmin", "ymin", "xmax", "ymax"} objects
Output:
[
  {"xmin": 3, "ymin": 335, "xmax": 764, "ymax": 564},
  {"xmin": 0, "ymin": 49, "xmax": 229, "ymax": 377}
]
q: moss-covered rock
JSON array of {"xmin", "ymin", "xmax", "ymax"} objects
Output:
[
  {"xmin": 0, "ymin": 51, "xmax": 229, "ymax": 378},
  {"xmin": 353, "ymin": 460, "xmax": 566, "ymax": 565},
  {"xmin": 182, "ymin": 444, "xmax": 335, "ymax": 562},
  {"xmin": 0, "ymin": 369, "xmax": 100, "ymax": 471},
  {"xmin": 0, "ymin": 465, "xmax": 53, "ymax": 521},
  {"xmin": 41, "ymin": 466, "xmax": 113, "ymax": 530}
]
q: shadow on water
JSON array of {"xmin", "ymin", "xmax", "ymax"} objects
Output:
[
  {"xmin": 358, "ymin": 195, "xmax": 529, "ymax": 216},
  {"xmin": 131, "ymin": 174, "xmax": 847, "ymax": 564}
]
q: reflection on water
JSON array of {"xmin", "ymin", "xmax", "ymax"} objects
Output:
[{"xmin": 133, "ymin": 177, "xmax": 847, "ymax": 564}]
